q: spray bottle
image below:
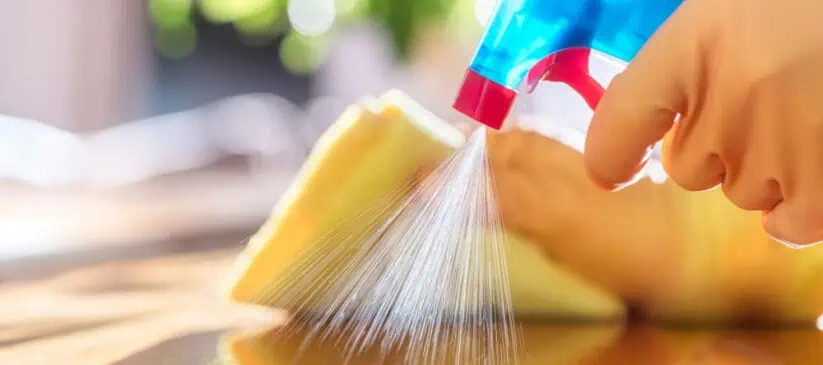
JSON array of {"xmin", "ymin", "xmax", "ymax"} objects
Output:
[{"xmin": 453, "ymin": 0, "xmax": 683, "ymax": 182}]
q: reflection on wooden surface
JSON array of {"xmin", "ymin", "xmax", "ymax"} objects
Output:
[
  {"xmin": 222, "ymin": 322, "xmax": 823, "ymax": 365},
  {"xmin": 222, "ymin": 322, "xmax": 619, "ymax": 365},
  {"xmin": 4, "ymin": 240, "xmax": 823, "ymax": 365}
]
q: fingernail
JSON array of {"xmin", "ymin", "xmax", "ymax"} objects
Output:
[
  {"xmin": 766, "ymin": 233, "xmax": 823, "ymax": 250},
  {"xmin": 769, "ymin": 235, "xmax": 806, "ymax": 250},
  {"xmin": 763, "ymin": 213, "xmax": 823, "ymax": 249}
]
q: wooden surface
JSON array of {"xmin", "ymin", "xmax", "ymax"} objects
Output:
[
  {"xmin": 3, "ymin": 238, "xmax": 823, "ymax": 365},
  {"xmin": 0, "ymin": 168, "xmax": 291, "ymax": 365},
  {"xmin": 0, "ymin": 242, "xmax": 281, "ymax": 365}
]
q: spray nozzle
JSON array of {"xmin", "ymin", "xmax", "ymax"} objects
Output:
[{"xmin": 453, "ymin": 69, "xmax": 517, "ymax": 130}]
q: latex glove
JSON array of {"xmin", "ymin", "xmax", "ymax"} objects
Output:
[{"xmin": 583, "ymin": 0, "xmax": 823, "ymax": 247}]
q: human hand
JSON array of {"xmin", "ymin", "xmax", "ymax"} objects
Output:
[{"xmin": 584, "ymin": 0, "xmax": 823, "ymax": 247}]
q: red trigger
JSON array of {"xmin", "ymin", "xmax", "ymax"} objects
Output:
[
  {"xmin": 525, "ymin": 48, "xmax": 606, "ymax": 110},
  {"xmin": 525, "ymin": 54, "xmax": 557, "ymax": 93}
]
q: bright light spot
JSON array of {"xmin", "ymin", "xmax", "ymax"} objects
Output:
[
  {"xmin": 474, "ymin": 0, "xmax": 498, "ymax": 27},
  {"xmin": 0, "ymin": 219, "xmax": 68, "ymax": 259},
  {"xmin": 817, "ymin": 314, "xmax": 823, "ymax": 331},
  {"xmin": 200, "ymin": 0, "xmax": 271, "ymax": 23},
  {"xmin": 647, "ymin": 142, "xmax": 668, "ymax": 183},
  {"xmin": 288, "ymin": 0, "xmax": 336, "ymax": 36},
  {"xmin": 647, "ymin": 161, "xmax": 668, "ymax": 184},
  {"xmin": 589, "ymin": 49, "xmax": 627, "ymax": 86}
]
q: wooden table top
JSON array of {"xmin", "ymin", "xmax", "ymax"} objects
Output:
[{"xmin": 3, "ymin": 238, "xmax": 822, "ymax": 365}]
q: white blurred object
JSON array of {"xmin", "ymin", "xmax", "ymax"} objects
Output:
[
  {"xmin": 0, "ymin": 93, "xmax": 317, "ymax": 188},
  {"xmin": 288, "ymin": 0, "xmax": 337, "ymax": 37},
  {"xmin": 0, "ymin": 115, "xmax": 83, "ymax": 187},
  {"xmin": 209, "ymin": 94, "xmax": 303, "ymax": 157},
  {"xmin": 0, "ymin": 218, "xmax": 71, "ymax": 259},
  {"xmin": 475, "ymin": 0, "xmax": 499, "ymax": 26},
  {"xmin": 524, "ymin": 51, "xmax": 668, "ymax": 184},
  {"xmin": 85, "ymin": 111, "xmax": 218, "ymax": 187}
]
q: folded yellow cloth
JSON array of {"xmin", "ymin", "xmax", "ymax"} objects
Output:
[{"xmin": 225, "ymin": 90, "xmax": 623, "ymax": 320}]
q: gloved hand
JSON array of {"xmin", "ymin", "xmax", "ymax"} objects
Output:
[{"xmin": 584, "ymin": 0, "xmax": 823, "ymax": 247}]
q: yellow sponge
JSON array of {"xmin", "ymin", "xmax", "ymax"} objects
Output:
[
  {"xmin": 225, "ymin": 89, "xmax": 623, "ymax": 320},
  {"xmin": 226, "ymin": 90, "xmax": 463, "ymax": 305}
]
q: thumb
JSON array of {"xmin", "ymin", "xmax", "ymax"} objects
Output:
[{"xmin": 584, "ymin": 4, "xmax": 694, "ymax": 190}]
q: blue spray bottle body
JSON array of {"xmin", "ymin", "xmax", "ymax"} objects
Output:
[{"xmin": 454, "ymin": 0, "xmax": 683, "ymax": 130}]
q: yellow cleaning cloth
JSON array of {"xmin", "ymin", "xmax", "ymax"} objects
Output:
[{"xmin": 226, "ymin": 89, "xmax": 623, "ymax": 320}]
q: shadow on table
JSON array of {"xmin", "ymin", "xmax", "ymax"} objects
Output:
[{"xmin": 110, "ymin": 330, "xmax": 225, "ymax": 365}]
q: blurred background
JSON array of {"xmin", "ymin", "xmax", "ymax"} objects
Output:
[{"xmin": 0, "ymin": 0, "xmax": 500, "ymax": 268}]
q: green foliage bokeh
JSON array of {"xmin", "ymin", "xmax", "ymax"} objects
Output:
[{"xmin": 149, "ymin": 0, "xmax": 476, "ymax": 73}]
